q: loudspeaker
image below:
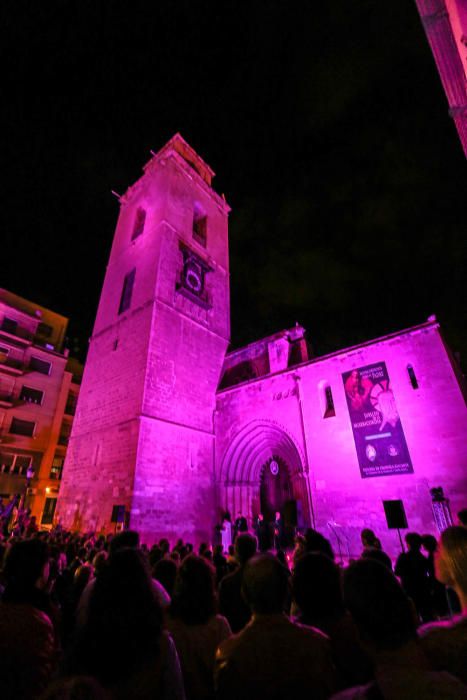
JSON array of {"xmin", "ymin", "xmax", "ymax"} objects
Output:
[
  {"xmin": 283, "ymin": 499, "xmax": 298, "ymax": 527},
  {"xmin": 111, "ymin": 504, "xmax": 126, "ymax": 524},
  {"xmin": 383, "ymin": 500, "xmax": 408, "ymax": 530}
]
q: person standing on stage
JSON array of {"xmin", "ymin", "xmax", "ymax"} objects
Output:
[
  {"xmin": 221, "ymin": 513, "xmax": 232, "ymax": 553},
  {"xmin": 273, "ymin": 511, "xmax": 284, "ymax": 551},
  {"xmin": 233, "ymin": 512, "xmax": 248, "ymax": 541},
  {"xmin": 255, "ymin": 513, "xmax": 270, "ymax": 552}
]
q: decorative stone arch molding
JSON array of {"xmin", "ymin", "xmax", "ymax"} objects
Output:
[{"xmin": 217, "ymin": 419, "xmax": 312, "ymax": 527}]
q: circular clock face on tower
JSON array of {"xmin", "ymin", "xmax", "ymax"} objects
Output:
[{"xmin": 184, "ymin": 261, "xmax": 203, "ymax": 294}]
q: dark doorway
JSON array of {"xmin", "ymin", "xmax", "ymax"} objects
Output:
[{"xmin": 260, "ymin": 456, "xmax": 291, "ymax": 523}]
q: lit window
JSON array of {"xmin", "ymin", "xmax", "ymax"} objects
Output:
[
  {"xmin": 131, "ymin": 208, "xmax": 146, "ymax": 241},
  {"xmin": 10, "ymin": 418, "xmax": 35, "ymax": 437},
  {"xmin": 193, "ymin": 205, "xmax": 207, "ymax": 247},
  {"xmin": 118, "ymin": 269, "xmax": 136, "ymax": 315},
  {"xmin": 20, "ymin": 386, "xmax": 44, "ymax": 405},
  {"xmin": 323, "ymin": 384, "xmax": 336, "ymax": 418},
  {"xmin": 407, "ymin": 365, "xmax": 418, "ymax": 389}
]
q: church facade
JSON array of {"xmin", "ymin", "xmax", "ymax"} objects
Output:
[{"xmin": 56, "ymin": 134, "xmax": 467, "ymax": 557}]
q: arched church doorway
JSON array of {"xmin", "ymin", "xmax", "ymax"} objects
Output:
[{"xmin": 218, "ymin": 420, "xmax": 313, "ymax": 542}]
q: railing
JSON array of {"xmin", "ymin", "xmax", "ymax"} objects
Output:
[
  {"xmin": 0, "ymin": 356, "xmax": 24, "ymax": 371},
  {"xmin": 0, "ymin": 323, "xmax": 34, "ymax": 342}
]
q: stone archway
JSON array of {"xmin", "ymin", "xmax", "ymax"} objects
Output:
[{"xmin": 217, "ymin": 420, "xmax": 312, "ymax": 529}]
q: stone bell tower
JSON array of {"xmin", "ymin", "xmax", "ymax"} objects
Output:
[{"xmin": 57, "ymin": 134, "xmax": 230, "ymax": 543}]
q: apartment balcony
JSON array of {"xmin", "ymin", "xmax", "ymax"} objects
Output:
[
  {"xmin": 0, "ymin": 391, "xmax": 14, "ymax": 407},
  {"xmin": 0, "ymin": 356, "xmax": 24, "ymax": 376},
  {"xmin": 0, "ymin": 322, "xmax": 33, "ymax": 345}
]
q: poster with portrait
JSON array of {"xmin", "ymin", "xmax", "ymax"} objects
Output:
[{"xmin": 342, "ymin": 362, "xmax": 413, "ymax": 479}]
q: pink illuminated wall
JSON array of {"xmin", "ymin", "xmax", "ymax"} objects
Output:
[
  {"xmin": 57, "ymin": 135, "xmax": 467, "ymax": 551},
  {"xmin": 215, "ymin": 321, "xmax": 467, "ymax": 558},
  {"xmin": 57, "ymin": 134, "xmax": 230, "ymax": 543}
]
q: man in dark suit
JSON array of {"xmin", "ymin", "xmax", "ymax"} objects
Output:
[
  {"xmin": 255, "ymin": 513, "xmax": 270, "ymax": 552},
  {"xmin": 234, "ymin": 512, "xmax": 248, "ymax": 540},
  {"xmin": 273, "ymin": 511, "xmax": 284, "ymax": 550}
]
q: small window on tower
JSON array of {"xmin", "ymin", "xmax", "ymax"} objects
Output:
[
  {"xmin": 323, "ymin": 385, "xmax": 336, "ymax": 418},
  {"xmin": 407, "ymin": 364, "xmax": 418, "ymax": 389},
  {"xmin": 192, "ymin": 205, "xmax": 207, "ymax": 247},
  {"xmin": 131, "ymin": 208, "xmax": 146, "ymax": 241},
  {"xmin": 118, "ymin": 269, "xmax": 136, "ymax": 315}
]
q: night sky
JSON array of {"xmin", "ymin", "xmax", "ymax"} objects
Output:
[{"xmin": 1, "ymin": 2, "xmax": 466, "ymax": 365}]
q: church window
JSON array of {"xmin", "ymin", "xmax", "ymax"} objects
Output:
[
  {"xmin": 118, "ymin": 269, "xmax": 136, "ymax": 315},
  {"xmin": 323, "ymin": 384, "xmax": 336, "ymax": 418},
  {"xmin": 131, "ymin": 208, "xmax": 146, "ymax": 241},
  {"xmin": 407, "ymin": 364, "xmax": 418, "ymax": 389},
  {"xmin": 192, "ymin": 205, "xmax": 207, "ymax": 247}
]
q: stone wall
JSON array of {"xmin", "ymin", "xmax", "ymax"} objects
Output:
[{"xmin": 216, "ymin": 322, "xmax": 467, "ymax": 558}]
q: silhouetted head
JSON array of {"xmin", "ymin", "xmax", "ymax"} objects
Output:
[
  {"xmin": 421, "ymin": 534, "xmax": 438, "ymax": 555},
  {"xmin": 4, "ymin": 539, "xmax": 50, "ymax": 594},
  {"xmin": 344, "ymin": 559, "xmax": 416, "ymax": 651},
  {"xmin": 361, "ymin": 528, "xmax": 377, "ymax": 548},
  {"xmin": 242, "ymin": 554, "xmax": 289, "ymax": 614},
  {"xmin": 235, "ymin": 533, "xmax": 257, "ymax": 566},
  {"xmin": 304, "ymin": 528, "xmax": 335, "ymax": 560},
  {"xmin": 92, "ymin": 550, "xmax": 108, "ymax": 577},
  {"xmin": 435, "ymin": 526, "xmax": 467, "ymax": 598},
  {"xmin": 292, "ymin": 552, "xmax": 344, "ymax": 622},
  {"xmin": 404, "ymin": 532, "xmax": 422, "ymax": 551},
  {"xmin": 79, "ymin": 547, "xmax": 162, "ymax": 685},
  {"xmin": 458, "ymin": 508, "xmax": 467, "ymax": 527},
  {"xmin": 171, "ymin": 554, "xmax": 216, "ymax": 625},
  {"xmin": 109, "ymin": 530, "xmax": 139, "ymax": 557},
  {"xmin": 153, "ymin": 556, "xmax": 177, "ymax": 597}
]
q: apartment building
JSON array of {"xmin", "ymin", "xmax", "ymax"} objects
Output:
[{"xmin": 0, "ymin": 289, "xmax": 81, "ymax": 526}]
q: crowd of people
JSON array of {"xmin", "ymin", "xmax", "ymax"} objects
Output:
[{"xmin": 0, "ymin": 509, "xmax": 466, "ymax": 700}]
